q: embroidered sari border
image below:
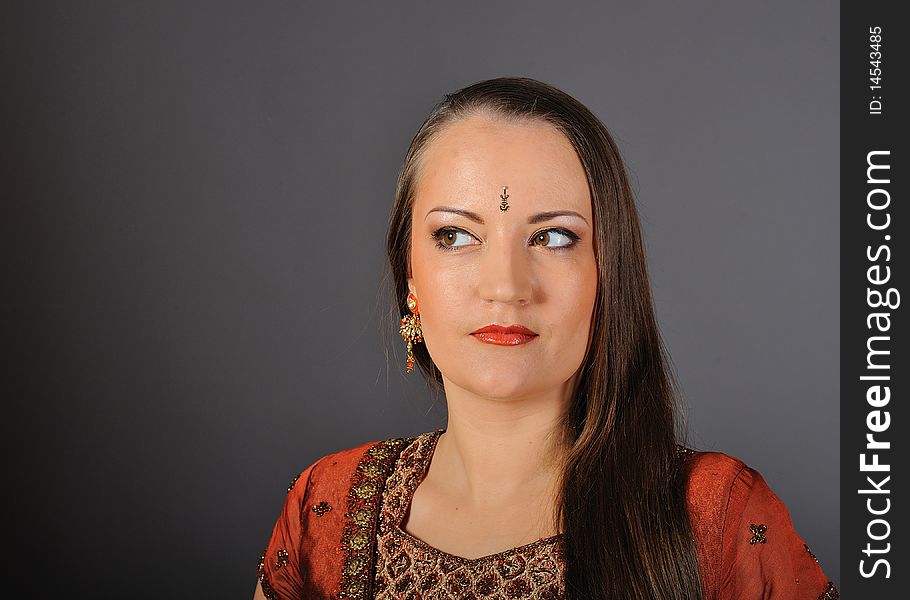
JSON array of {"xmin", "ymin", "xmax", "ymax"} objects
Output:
[{"xmin": 336, "ymin": 435, "xmax": 414, "ymax": 599}]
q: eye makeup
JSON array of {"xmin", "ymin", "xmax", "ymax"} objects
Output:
[{"xmin": 429, "ymin": 225, "xmax": 581, "ymax": 253}]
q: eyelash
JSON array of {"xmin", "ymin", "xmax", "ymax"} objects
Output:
[{"xmin": 430, "ymin": 226, "xmax": 581, "ymax": 253}]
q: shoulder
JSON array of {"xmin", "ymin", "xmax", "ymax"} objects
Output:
[
  {"xmin": 258, "ymin": 434, "xmax": 418, "ymax": 598},
  {"xmin": 678, "ymin": 448, "xmax": 788, "ymax": 526},
  {"xmin": 676, "ymin": 449, "xmax": 750, "ymax": 586},
  {"xmin": 677, "ymin": 449, "xmax": 836, "ymax": 598},
  {"xmin": 679, "ymin": 449, "xmax": 749, "ymax": 497},
  {"xmin": 676, "ymin": 451, "xmax": 744, "ymax": 558},
  {"xmin": 302, "ymin": 438, "xmax": 380, "ymax": 479},
  {"xmin": 678, "ymin": 448, "xmax": 777, "ymax": 535},
  {"xmin": 288, "ymin": 432, "xmax": 420, "ymax": 499}
]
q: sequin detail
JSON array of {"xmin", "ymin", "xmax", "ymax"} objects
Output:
[
  {"xmin": 313, "ymin": 500, "xmax": 333, "ymax": 516},
  {"xmin": 805, "ymin": 543, "xmax": 819, "ymax": 562},
  {"xmin": 287, "ymin": 474, "xmax": 300, "ymax": 492},
  {"xmin": 256, "ymin": 554, "xmax": 279, "ymax": 600},
  {"xmin": 338, "ymin": 435, "xmax": 411, "ymax": 599},
  {"xmin": 675, "ymin": 444, "xmax": 696, "ymax": 460},
  {"xmin": 373, "ymin": 429, "xmax": 567, "ymax": 599},
  {"xmin": 275, "ymin": 549, "xmax": 289, "ymax": 569},
  {"xmin": 749, "ymin": 523, "xmax": 767, "ymax": 544},
  {"xmin": 818, "ymin": 581, "xmax": 839, "ymax": 599}
]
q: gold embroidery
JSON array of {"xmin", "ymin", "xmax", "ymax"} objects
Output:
[
  {"xmin": 818, "ymin": 580, "xmax": 839, "ymax": 599},
  {"xmin": 354, "ymin": 481, "xmax": 378, "ymax": 499},
  {"xmin": 352, "ymin": 508, "xmax": 371, "ymax": 527},
  {"xmin": 373, "ymin": 430, "xmax": 566, "ymax": 599},
  {"xmin": 312, "ymin": 500, "xmax": 333, "ymax": 516},
  {"xmin": 337, "ymin": 435, "xmax": 411, "ymax": 599},
  {"xmin": 345, "ymin": 579, "xmax": 366, "ymax": 598},
  {"xmin": 360, "ymin": 461, "xmax": 382, "ymax": 479},
  {"xmin": 346, "ymin": 555, "xmax": 366, "ymax": 575},
  {"xmin": 370, "ymin": 445, "xmax": 391, "ymax": 460},
  {"xmin": 749, "ymin": 523, "xmax": 767, "ymax": 544},
  {"xmin": 350, "ymin": 530, "xmax": 370, "ymax": 550}
]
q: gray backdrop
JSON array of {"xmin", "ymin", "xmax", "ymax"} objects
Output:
[{"xmin": 3, "ymin": 1, "xmax": 839, "ymax": 596}]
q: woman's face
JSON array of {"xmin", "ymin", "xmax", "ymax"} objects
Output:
[{"xmin": 408, "ymin": 113, "xmax": 598, "ymax": 401}]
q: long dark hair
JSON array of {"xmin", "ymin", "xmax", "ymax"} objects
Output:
[{"xmin": 383, "ymin": 77, "xmax": 702, "ymax": 600}]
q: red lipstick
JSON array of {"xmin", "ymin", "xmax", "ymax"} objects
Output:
[{"xmin": 469, "ymin": 324, "xmax": 539, "ymax": 346}]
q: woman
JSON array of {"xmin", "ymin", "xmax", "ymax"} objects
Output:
[{"xmin": 254, "ymin": 77, "xmax": 837, "ymax": 599}]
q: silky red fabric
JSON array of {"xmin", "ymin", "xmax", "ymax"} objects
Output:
[
  {"xmin": 681, "ymin": 452, "xmax": 834, "ymax": 598},
  {"xmin": 258, "ymin": 438, "xmax": 835, "ymax": 599}
]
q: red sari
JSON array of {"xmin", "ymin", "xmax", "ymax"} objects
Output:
[{"xmin": 257, "ymin": 430, "xmax": 838, "ymax": 599}]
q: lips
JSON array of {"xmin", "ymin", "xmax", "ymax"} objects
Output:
[{"xmin": 469, "ymin": 324, "xmax": 538, "ymax": 346}]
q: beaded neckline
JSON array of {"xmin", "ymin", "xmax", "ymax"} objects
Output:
[{"xmin": 390, "ymin": 428, "xmax": 565, "ymax": 564}]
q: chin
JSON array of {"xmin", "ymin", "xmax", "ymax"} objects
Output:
[{"xmin": 449, "ymin": 365, "xmax": 540, "ymax": 400}]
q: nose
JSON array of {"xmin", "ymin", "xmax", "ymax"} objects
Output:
[{"xmin": 476, "ymin": 233, "xmax": 533, "ymax": 306}]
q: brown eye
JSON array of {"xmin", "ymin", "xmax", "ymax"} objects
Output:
[
  {"xmin": 431, "ymin": 226, "xmax": 477, "ymax": 251},
  {"xmin": 533, "ymin": 231, "xmax": 551, "ymax": 246},
  {"xmin": 530, "ymin": 228, "xmax": 579, "ymax": 250}
]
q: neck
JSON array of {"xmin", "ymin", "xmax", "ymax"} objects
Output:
[{"xmin": 432, "ymin": 374, "xmax": 575, "ymax": 506}]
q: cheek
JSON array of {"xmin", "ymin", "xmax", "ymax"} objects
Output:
[
  {"xmin": 412, "ymin": 270, "xmax": 467, "ymax": 367},
  {"xmin": 551, "ymin": 260, "xmax": 598, "ymax": 337},
  {"xmin": 548, "ymin": 260, "xmax": 597, "ymax": 304},
  {"xmin": 410, "ymin": 248, "xmax": 467, "ymax": 331},
  {"xmin": 418, "ymin": 265, "xmax": 470, "ymax": 331}
]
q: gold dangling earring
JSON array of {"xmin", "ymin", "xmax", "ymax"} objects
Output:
[{"xmin": 399, "ymin": 292, "xmax": 423, "ymax": 373}]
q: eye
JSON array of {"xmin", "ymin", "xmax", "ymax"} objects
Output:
[
  {"xmin": 431, "ymin": 226, "xmax": 581, "ymax": 252},
  {"xmin": 431, "ymin": 226, "xmax": 479, "ymax": 251},
  {"xmin": 530, "ymin": 228, "xmax": 580, "ymax": 251}
]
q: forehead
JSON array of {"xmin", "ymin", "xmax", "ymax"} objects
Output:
[{"xmin": 414, "ymin": 114, "xmax": 591, "ymax": 215}]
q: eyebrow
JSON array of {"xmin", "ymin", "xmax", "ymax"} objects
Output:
[{"xmin": 425, "ymin": 206, "xmax": 589, "ymax": 226}]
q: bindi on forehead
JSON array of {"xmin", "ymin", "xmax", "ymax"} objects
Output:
[
  {"xmin": 415, "ymin": 118, "xmax": 592, "ymax": 223},
  {"xmin": 500, "ymin": 186, "xmax": 510, "ymax": 211}
]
